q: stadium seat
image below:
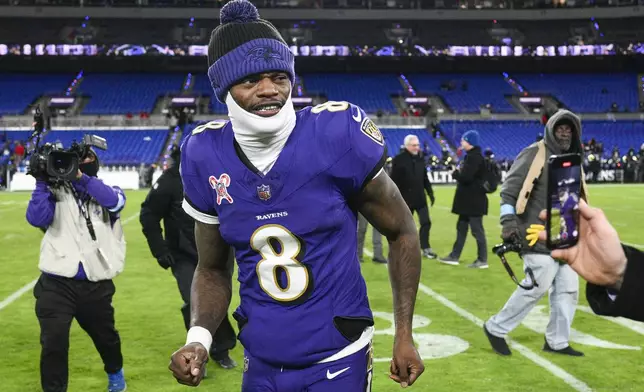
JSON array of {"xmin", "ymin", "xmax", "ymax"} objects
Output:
[
  {"xmin": 303, "ymin": 74, "xmax": 401, "ymax": 113},
  {"xmin": 582, "ymin": 120, "xmax": 644, "ymax": 154},
  {"xmin": 192, "ymin": 75, "xmax": 228, "ymax": 114},
  {"xmin": 439, "ymin": 120, "xmax": 544, "ymax": 159},
  {"xmin": 439, "ymin": 120, "xmax": 644, "ymax": 159},
  {"xmin": 407, "ymin": 74, "xmax": 517, "ymax": 113},
  {"xmin": 80, "ymin": 74, "xmax": 184, "ymax": 115},
  {"xmin": 0, "ymin": 74, "xmax": 72, "ymax": 115},
  {"xmin": 514, "ymin": 73, "xmax": 638, "ymax": 113}
]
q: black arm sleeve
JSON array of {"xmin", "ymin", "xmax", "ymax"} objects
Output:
[
  {"xmin": 454, "ymin": 154, "xmax": 482, "ymax": 185},
  {"xmin": 140, "ymin": 175, "xmax": 173, "ymax": 259},
  {"xmin": 586, "ymin": 245, "xmax": 644, "ymax": 322},
  {"xmin": 423, "ymin": 165, "xmax": 434, "ymax": 198}
]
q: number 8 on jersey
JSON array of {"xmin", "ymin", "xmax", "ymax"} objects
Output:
[{"xmin": 250, "ymin": 225, "xmax": 310, "ymax": 303}]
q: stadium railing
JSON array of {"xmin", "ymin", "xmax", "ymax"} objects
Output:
[
  {"xmin": 0, "ymin": 114, "xmax": 431, "ymax": 129},
  {"xmin": 3, "ymin": 113, "xmax": 644, "ymax": 131},
  {"xmin": 0, "ymin": 0, "xmax": 640, "ymax": 9}
]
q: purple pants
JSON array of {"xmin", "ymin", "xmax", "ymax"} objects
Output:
[{"xmin": 242, "ymin": 342, "xmax": 373, "ymax": 392}]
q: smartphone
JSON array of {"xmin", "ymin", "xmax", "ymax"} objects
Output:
[{"xmin": 546, "ymin": 153, "xmax": 582, "ymax": 250}]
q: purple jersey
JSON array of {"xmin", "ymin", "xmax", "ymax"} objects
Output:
[
  {"xmin": 560, "ymin": 194, "xmax": 578, "ymax": 238},
  {"xmin": 180, "ymin": 103, "xmax": 386, "ymax": 368}
]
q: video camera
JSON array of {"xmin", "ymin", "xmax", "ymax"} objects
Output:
[{"xmin": 26, "ymin": 107, "xmax": 108, "ymax": 182}]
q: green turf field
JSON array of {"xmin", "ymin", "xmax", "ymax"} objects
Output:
[{"xmin": 1, "ymin": 185, "xmax": 643, "ymax": 392}]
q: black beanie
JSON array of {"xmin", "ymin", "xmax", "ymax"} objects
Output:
[{"xmin": 207, "ymin": 0, "xmax": 295, "ymax": 103}]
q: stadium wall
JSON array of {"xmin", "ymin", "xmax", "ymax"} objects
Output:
[{"xmin": 7, "ymin": 168, "xmax": 623, "ymax": 192}]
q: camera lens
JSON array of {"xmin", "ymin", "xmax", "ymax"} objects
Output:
[{"xmin": 47, "ymin": 151, "xmax": 78, "ymax": 179}]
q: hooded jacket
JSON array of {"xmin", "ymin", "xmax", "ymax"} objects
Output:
[{"xmin": 500, "ymin": 110, "xmax": 583, "ymax": 255}]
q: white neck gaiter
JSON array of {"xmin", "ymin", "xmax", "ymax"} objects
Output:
[{"xmin": 226, "ymin": 93, "xmax": 297, "ymax": 175}]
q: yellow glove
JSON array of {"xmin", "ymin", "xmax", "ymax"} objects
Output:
[{"xmin": 526, "ymin": 224, "xmax": 545, "ymax": 247}]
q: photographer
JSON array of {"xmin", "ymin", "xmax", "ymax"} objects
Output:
[
  {"xmin": 139, "ymin": 145, "xmax": 237, "ymax": 371},
  {"xmin": 26, "ymin": 149, "xmax": 127, "ymax": 392},
  {"xmin": 484, "ymin": 110, "xmax": 586, "ymax": 358}
]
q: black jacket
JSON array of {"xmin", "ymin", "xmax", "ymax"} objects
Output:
[
  {"xmin": 451, "ymin": 146, "xmax": 488, "ymax": 217},
  {"xmin": 140, "ymin": 166, "xmax": 198, "ymax": 265},
  {"xmin": 586, "ymin": 245, "xmax": 644, "ymax": 322},
  {"xmin": 390, "ymin": 150, "xmax": 434, "ymax": 210}
]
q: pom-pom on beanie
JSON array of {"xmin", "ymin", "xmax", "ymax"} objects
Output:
[{"xmin": 207, "ymin": 0, "xmax": 295, "ymax": 103}]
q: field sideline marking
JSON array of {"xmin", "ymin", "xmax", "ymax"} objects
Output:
[
  {"xmin": 363, "ymin": 248, "xmax": 592, "ymax": 392},
  {"xmin": 416, "ymin": 283, "xmax": 592, "ymax": 391},
  {"xmin": 0, "ymin": 212, "xmax": 140, "ymax": 312},
  {"xmin": 577, "ymin": 305, "xmax": 644, "ymax": 336}
]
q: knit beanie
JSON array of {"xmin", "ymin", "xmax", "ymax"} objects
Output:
[
  {"xmin": 207, "ymin": 0, "xmax": 295, "ymax": 103},
  {"xmin": 462, "ymin": 130, "xmax": 480, "ymax": 147}
]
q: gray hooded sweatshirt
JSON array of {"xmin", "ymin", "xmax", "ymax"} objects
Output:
[{"xmin": 499, "ymin": 110, "xmax": 583, "ymax": 255}]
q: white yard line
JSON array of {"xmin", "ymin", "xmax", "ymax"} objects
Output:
[
  {"xmin": 121, "ymin": 212, "xmax": 141, "ymax": 226},
  {"xmin": 0, "ymin": 278, "xmax": 38, "ymax": 311},
  {"xmin": 417, "ymin": 283, "xmax": 593, "ymax": 392},
  {"xmin": 0, "ymin": 212, "xmax": 140, "ymax": 312},
  {"xmin": 364, "ymin": 247, "xmax": 591, "ymax": 391},
  {"xmin": 577, "ymin": 306, "xmax": 644, "ymax": 336}
]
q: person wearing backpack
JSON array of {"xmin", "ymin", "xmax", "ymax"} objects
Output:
[
  {"xmin": 483, "ymin": 148, "xmax": 502, "ymax": 193},
  {"xmin": 439, "ymin": 130, "xmax": 489, "ymax": 269}
]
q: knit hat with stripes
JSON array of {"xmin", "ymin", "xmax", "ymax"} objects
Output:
[{"xmin": 207, "ymin": 0, "xmax": 295, "ymax": 103}]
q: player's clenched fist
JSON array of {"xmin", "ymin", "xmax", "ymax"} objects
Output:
[
  {"xmin": 389, "ymin": 337, "xmax": 425, "ymax": 388},
  {"xmin": 169, "ymin": 343, "xmax": 209, "ymax": 386}
]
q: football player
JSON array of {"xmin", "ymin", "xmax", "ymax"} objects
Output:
[
  {"xmin": 168, "ymin": 1, "xmax": 425, "ymax": 391},
  {"xmin": 559, "ymin": 187, "xmax": 579, "ymax": 240}
]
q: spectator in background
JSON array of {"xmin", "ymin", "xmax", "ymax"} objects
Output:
[
  {"xmin": 391, "ymin": 135, "xmax": 437, "ymax": 259},
  {"xmin": 140, "ymin": 145, "xmax": 237, "ymax": 371},
  {"xmin": 13, "ymin": 141, "xmax": 25, "ymax": 167},
  {"xmin": 439, "ymin": 130, "xmax": 489, "ymax": 268},
  {"xmin": 138, "ymin": 163, "xmax": 148, "ymax": 188},
  {"xmin": 637, "ymin": 144, "xmax": 644, "ymax": 183},
  {"xmin": 145, "ymin": 163, "xmax": 156, "ymax": 188},
  {"xmin": 422, "ymin": 142, "xmax": 430, "ymax": 158},
  {"xmin": 357, "ymin": 157, "xmax": 394, "ymax": 264},
  {"xmin": 622, "ymin": 148, "xmax": 638, "ymax": 183}
]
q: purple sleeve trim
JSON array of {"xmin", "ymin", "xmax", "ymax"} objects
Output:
[
  {"xmin": 81, "ymin": 175, "xmax": 120, "ymax": 210},
  {"xmin": 26, "ymin": 181, "xmax": 56, "ymax": 228}
]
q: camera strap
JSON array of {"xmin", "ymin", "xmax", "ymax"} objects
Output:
[
  {"xmin": 492, "ymin": 242, "xmax": 539, "ymax": 290},
  {"xmin": 68, "ymin": 183, "xmax": 97, "ymax": 242}
]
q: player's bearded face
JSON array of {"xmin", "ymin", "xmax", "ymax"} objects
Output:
[
  {"xmin": 229, "ymin": 72, "xmax": 291, "ymax": 118},
  {"xmin": 554, "ymin": 124, "xmax": 573, "ymax": 151}
]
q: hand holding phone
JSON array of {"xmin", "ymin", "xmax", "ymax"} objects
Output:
[{"xmin": 546, "ymin": 153, "xmax": 582, "ymax": 250}]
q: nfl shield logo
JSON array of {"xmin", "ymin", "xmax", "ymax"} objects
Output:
[{"xmin": 257, "ymin": 184, "xmax": 271, "ymax": 201}]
